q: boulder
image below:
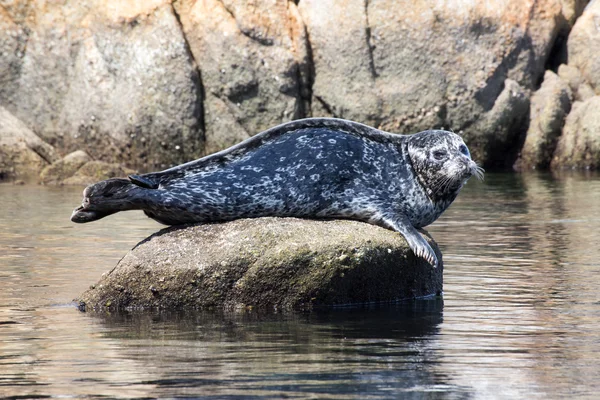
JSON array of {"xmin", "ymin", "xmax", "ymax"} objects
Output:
[
  {"xmin": 77, "ymin": 218, "xmax": 443, "ymax": 311},
  {"xmin": 558, "ymin": 64, "xmax": 595, "ymax": 102},
  {"xmin": 40, "ymin": 150, "xmax": 92, "ymax": 184},
  {"xmin": 0, "ymin": 106, "xmax": 57, "ymax": 181},
  {"xmin": 468, "ymin": 79, "xmax": 531, "ymax": 169},
  {"xmin": 517, "ymin": 71, "xmax": 572, "ymax": 170},
  {"xmin": 62, "ymin": 161, "xmax": 135, "ymax": 186},
  {"xmin": 176, "ymin": 0, "xmax": 310, "ymax": 154},
  {"xmin": 560, "ymin": 0, "xmax": 591, "ymax": 26},
  {"xmin": 567, "ymin": 1, "xmax": 600, "ymax": 94},
  {"xmin": 1, "ymin": 0, "xmax": 203, "ymax": 170},
  {"xmin": 40, "ymin": 151, "xmax": 134, "ymax": 185},
  {"xmin": 552, "ymin": 96, "xmax": 600, "ymax": 169}
]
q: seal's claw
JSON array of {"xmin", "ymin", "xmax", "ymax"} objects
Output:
[
  {"xmin": 417, "ymin": 243, "xmax": 438, "ymax": 268},
  {"xmin": 427, "ymin": 253, "xmax": 439, "ymax": 269},
  {"xmin": 419, "ymin": 246, "xmax": 438, "ymax": 269}
]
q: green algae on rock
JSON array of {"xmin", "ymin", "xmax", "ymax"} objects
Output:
[{"xmin": 77, "ymin": 217, "xmax": 443, "ymax": 311}]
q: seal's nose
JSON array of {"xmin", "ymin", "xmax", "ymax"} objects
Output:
[{"xmin": 460, "ymin": 160, "xmax": 471, "ymax": 175}]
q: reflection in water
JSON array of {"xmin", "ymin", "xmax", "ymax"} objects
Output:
[
  {"xmin": 1, "ymin": 173, "xmax": 600, "ymax": 398},
  {"xmin": 430, "ymin": 172, "xmax": 600, "ymax": 399},
  {"xmin": 88, "ymin": 304, "xmax": 446, "ymax": 398}
]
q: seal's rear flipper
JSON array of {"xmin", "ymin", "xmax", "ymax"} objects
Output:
[
  {"xmin": 71, "ymin": 206, "xmax": 118, "ymax": 223},
  {"xmin": 129, "ymin": 174, "xmax": 159, "ymax": 189},
  {"xmin": 71, "ymin": 178, "xmax": 142, "ymax": 224}
]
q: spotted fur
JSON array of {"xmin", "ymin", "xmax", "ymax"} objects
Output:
[{"xmin": 71, "ymin": 118, "xmax": 481, "ymax": 267}]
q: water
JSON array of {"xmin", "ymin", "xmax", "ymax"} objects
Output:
[{"xmin": 1, "ymin": 173, "xmax": 600, "ymax": 399}]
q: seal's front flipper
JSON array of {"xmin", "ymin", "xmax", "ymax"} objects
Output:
[
  {"xmin": 380, "ymin": 214, "xmax": 439, "ymax": 268},
  {"xmin": 129, "ymin": 174, "xmax": 159, "ymax": 189}
]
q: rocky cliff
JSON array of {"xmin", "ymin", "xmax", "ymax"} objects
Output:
[{"xmin": 1, "ymin": 0, "xmax": 598, "ymax": 180}]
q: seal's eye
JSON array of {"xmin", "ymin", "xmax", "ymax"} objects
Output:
[
  {"xmin": 459, "ymin": 144, "xmax": 470, "ymax": 157},
  {"xmin": 432, "ymin": 150, "xmax": 447, "ymax": 161}
]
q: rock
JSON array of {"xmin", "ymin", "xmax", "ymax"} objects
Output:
[
  {"xmin": 77, "ymin": 218, "xmax": 443, "ymax": 311},
  {"xmin": 176, "ymin": 0, "xmax": 310, "ymax": 154},
  {"xmin": 552, "ymin": 96, "xmax": 600, "ymax": 169},
  {"xmin": 40, "ymin": 151, "xmax": 134, "ymax": 185},
  {"xmin": 468, "ymin": 79, "xmax": 531, "ymax": 169},
  {"xmin": 517, "ymin": 71, "xmax": 572, "ymax": 170},
  {"xmin": 1, "ymin": 2, "xmax": 90, "ymax": 144},
  {"xmin": 298, "ymin": 0, "xmax": 564, "ymax": 168},
  {"xmin": 2, "ymin": 1, "xmax": 203, "ymax": 170},
  {"xmin": 567, "ymin": 1, "xmax": 600, "ymax": 94},
  {"xmin": 296, "ymin": 0, "xmax": 380, "ymax": 124},
  {"xmin": 0, "ymin": 0, "xmax": 588, "ymax": 170},
  {"xmin": 0, "ymin": 6, "xmax": 25, "ymax": 104},
  {"xmin": 558, "ymin": 64, "xmax": 595, "ymax": 102},
  {"xmin": 40, "ymin": 150, "xmax": 92, "ymax": 184},
  {"xmin": 0, "ymin": 106, "xmax": 57, "ymax": 181},
  {"xmin": 62, "ymin": 161, "xmax": 135, "ymax": 186},
  {"xmin": 560, "ymin": 0, "xmax": 590, "ymax": 26}
]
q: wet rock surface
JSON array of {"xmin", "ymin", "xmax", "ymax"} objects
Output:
[{"xmin": 78, "ymin": 217, "xmax": 443, "ymax": 311}]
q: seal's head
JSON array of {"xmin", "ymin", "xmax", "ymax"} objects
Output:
[{"xmin": 406, "ymin": 130, "xmax": 483, "ymax": 203}]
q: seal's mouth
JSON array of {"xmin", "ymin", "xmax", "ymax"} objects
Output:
[
  {"xmin": 70, "ymin": 191, "xmax": 104, "ymax": 223},
  {"xmin": 71, "ymin": 204, "xmax": 116, "ymax": 223},
  {"xmin": 71, "ymin": 205, "xmax": 96, "ymax": 223},
  {"xmin": 455, "ymin": 165, "xmax": 483, "ymax": 189}
]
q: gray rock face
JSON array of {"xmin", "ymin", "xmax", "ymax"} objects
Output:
[
  {"xmin": 298, "ymin": 0, "xmax": 563, "ymax": 168},
  {"xmin": 40, "ymin": 149, "xmax": 135, "ymax": 186},
  {"xmin": 0, "ymin": 0, "xmax": 579, "ymax": 174},
  {"xmin": 77, "ymin": 218, "xmax": 443, "ymax": 311},
  {"xmin": 518, "ymin": 71, "xmax": 573, "ymax": 170},
  {"xmin": 468, "ymin": 79, "xmax": 531, "ymax": 169},
  {"xmin": 0, "ymin": 0, "xmax": 597, "ymax": 173},
  {"xmin": 558, "ymin": 64, "xmax": 595, "ymax": 102},
  {"xmin": 1, "ymin": 1, "xmax": 202, "ymax": 171},
  {"xmin": 59, "ymin": 4, "xmax": 203, "ymax": 170},
  {"xmin": 176, "ymin": 0, "xmax": 310, "ymax": 154},
  {"xmin": 0, "ymin": 106, "xmax": 57, "ymax": 181},
  {"xmin": 296, "ymin": 1, "xmax": 380, "ymax": 124},
  {"xmin": 552, "ymin": 96, "xmax": 600, "ymax": 169},
  {"xmin": 0, "ymin": 6, "xmax": 25, "ymax": 105},
  {"xmin": 568, "ymin": 1, "xmax": 600, "ymax": 95}
]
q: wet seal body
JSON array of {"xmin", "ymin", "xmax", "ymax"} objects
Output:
[{"xmin": 71, "ymin": 118, "xmax": 482, "ymax": 267}]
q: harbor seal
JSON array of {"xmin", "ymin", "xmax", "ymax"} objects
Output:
[{"xmin": 71, "ymin": 118, "xmax": 483, "ymax": 267}]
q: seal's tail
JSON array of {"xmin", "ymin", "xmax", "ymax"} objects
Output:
[{"xmin": 71, "ymin": 175, "xmax": 154, "ymax": 223}]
